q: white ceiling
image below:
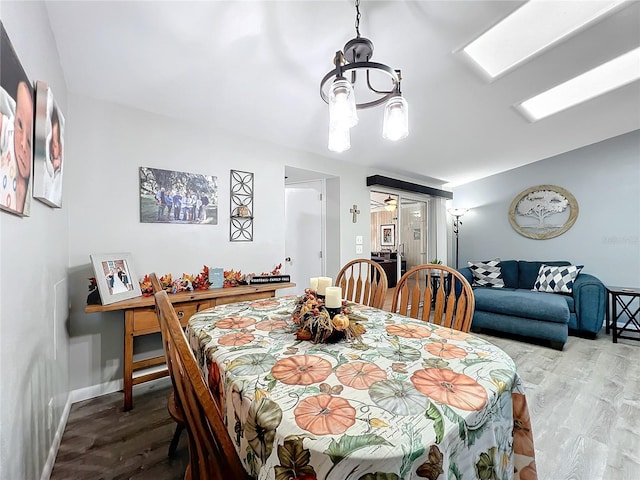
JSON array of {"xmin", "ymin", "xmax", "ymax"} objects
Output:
[{"xmin": 44, "ymin": 0, "xmax": 640, "ymax": 187}]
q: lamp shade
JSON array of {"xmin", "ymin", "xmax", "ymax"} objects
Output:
[
  {"xmin": 329, "ymin": 78, "xmax": 358, "ymax": 130},
  {"xmin": 382, "ymin": 95, "xmax": 409, "ymax": 141},
  {"xmin": 448, "ymin": 208, "xmax": 469, "ymax": 217}
]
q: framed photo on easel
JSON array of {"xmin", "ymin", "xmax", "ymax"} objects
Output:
[{"xmin": 90, "ymin": 253, "xmax": 142, "ymax": 305}]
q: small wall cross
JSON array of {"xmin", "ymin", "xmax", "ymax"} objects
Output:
[{"xmin": 350, "ymin": 204, "xmax": 360, "ymax": 223}]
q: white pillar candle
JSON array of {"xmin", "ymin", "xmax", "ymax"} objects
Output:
[
  {"xmin": 310, "ymin": 277, "xmax": 319, "ymax": 291},
  {"xmin": 317, "ymin": 277, "xmax": 332, "ymax": 295},
  {"xmin": 325, "ymin": 286, "xmax": 342, "ymax": 308}
]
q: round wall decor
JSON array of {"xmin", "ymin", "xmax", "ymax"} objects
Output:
[{"xmin": 508, "ymin": 184, "xmax": 578, "ymax": 240}]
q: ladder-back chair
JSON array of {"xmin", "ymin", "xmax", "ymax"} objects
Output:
[
  {"xmin": 155, "ymin": 289, "xmax": 252, "ymax": 480},
  {"xmin": 336, "ymin": 259, "xmax": 388, "ymax": 309},
  {"xmin": 391, "ymin": 264, "xmax": 475, "ymax": 333},
  {"xmin": 150, "ymin": 273, "xmax": 184, "ymax": 457}
]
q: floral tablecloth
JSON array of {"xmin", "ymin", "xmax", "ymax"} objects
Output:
[{"xmin": 187, "ymin": 295, "xmax": 537, "ymax": 480}]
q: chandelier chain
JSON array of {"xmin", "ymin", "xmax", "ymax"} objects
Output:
[{"xmin": 354, "ymin": 0, "xmax": 361, "ymax": 38}]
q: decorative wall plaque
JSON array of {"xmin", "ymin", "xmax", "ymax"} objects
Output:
[
  {"xmin": 508, "ymin": 185, "xmax": 578, "ymax": 240},
  {"xmin": 230, "ymin": 170, "xmax": 253, "ymax": 241}
]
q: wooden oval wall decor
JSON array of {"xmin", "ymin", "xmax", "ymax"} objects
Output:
[{"xmin": 508, "ymin": 185, "xmax": 579, "ymax": 240}]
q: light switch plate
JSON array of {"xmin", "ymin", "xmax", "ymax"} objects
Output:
[
  {"xmin": 355, "ymin": 235, "xmax": 363, "ymax": 245},
  {"xmin": 355, "ymin": 245, "xmax": 363, "ymax": 254}
]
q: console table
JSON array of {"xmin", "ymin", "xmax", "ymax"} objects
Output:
[
  {"xmin": 85, "ymin": 283, "xmax": 295, "ymax": 410},
  {"xmin": 606, "ymin": 286, "xmax": 640, "ymax": 343}
]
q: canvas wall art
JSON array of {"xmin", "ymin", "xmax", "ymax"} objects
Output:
[
  {"xmin": 33, "ymin": 81, "xmax": 65, "ymax": 208},
  {"xmin": 139, "ymin": 166, "xmax": 218, "ymax": 224},
  {"xmin": 0, "ymin": 21, "xmax": 34, "ymax": 217}
]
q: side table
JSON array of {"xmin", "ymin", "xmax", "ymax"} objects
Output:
[{"xmin": 606, "ymin": 286, "xmax": 640, "ymax": 343}]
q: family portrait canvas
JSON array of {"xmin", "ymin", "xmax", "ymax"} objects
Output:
[
  {"xmin": 0, "ymin": 21, "xmax": 34, "ymax": 217},
  {"xmin": 139, "ymin": 167, "xmax": 218, "ymax": 224},
  {"xmin": 90, "ymin": 253, "xmax": 142, "ymax": 305},
  {"xmin": 33, "ymin": 81, "xmax": 65, "ymax": 208}
]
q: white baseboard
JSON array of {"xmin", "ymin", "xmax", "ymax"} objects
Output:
[
  {"xmin": 69, "ymin": 378, "xmax": 123, "ymax": 404},
  {"xmin": 39, "ymin": 394, "xmax": 72, "ymax": 480}
]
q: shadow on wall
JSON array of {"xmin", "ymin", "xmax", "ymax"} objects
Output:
[{"xmin": 68, "ymin": 264, "xmax": 125, "ymax": 386}]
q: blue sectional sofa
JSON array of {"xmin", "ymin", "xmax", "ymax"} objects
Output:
[{"xmin": 458, "ymin": 260, "xmax": 606, "ymax": 349}]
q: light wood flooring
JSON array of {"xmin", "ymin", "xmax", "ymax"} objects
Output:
[{"xmin": 50, "ymin": 324, "xmax": 640, "ymax": 480}]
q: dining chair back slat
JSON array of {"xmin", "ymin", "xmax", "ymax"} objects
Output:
[
  {"xmin": 150, "ymin": 273, "xmax": 185, "ymax": 457},
  {"xmin": 336, "ymin": 259, "xmax": 388, "ymax": 309},
  {"xmin": 155, "ymin": 289, "xmax": 251, "ymax": 480},
  {"xmin": 391, "ymin": 264, "xmax": 475, "ymax": 333}
]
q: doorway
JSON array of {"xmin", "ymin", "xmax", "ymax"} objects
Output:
[
  {"xmin": 370, "ymin": 190, "xmax": 440, "ymax": 290},
  {"xmin": 283, "ymin": 179, "xmax": 324, "ymax": 296}
]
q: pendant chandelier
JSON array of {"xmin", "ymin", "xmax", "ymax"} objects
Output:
[{"xmin": 320, "ymin": 0, "xmax": 409, "ymax": 152}]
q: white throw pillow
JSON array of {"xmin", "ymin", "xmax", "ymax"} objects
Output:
[
  {"xmin": 467, "ymin": 259, "xmax": 505, "ymax": 288},
  {"xmin": 532, "ymin": 264, "xmax": 583, "ymax": 293}
]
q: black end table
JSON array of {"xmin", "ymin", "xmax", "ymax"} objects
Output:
[{"xmin": 606, "ymin": 286, "xmax": 640, "ymax": 343}]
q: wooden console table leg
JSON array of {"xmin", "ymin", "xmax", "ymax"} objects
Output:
[{"xmin": 123, "ymin": 309, "xmax": 134, "ymax": 411}]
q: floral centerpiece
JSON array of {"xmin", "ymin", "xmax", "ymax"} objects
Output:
[{"xmin": 292, "ymin": 289, "xmax": 366, "ymax": 343}]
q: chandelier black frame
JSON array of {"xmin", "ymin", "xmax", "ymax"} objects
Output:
[{"xmin": 319, "ymin": 0, "xmax": 404, "ymax": 110}]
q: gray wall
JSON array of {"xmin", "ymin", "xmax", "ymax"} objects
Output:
[
  {"xmin": 452, "ymin": 130, "xmax": 640, "ymax": 287},
  {"xmin": 0, "ymin": 3, "xmax": 70, "ymax": 479}
]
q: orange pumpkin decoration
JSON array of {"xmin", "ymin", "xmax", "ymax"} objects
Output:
[
  {"xmin": 335, "ymin": 362, "xmax": 387, "ymax": 390},
  {"xmin": 255, "ymin": 319, "xmax": 288, "ymax": 331},
  {"xmin": 294, "ymin": 394, "xmax": 356, "ymax": 435},
  {"xmin": 332, "ymin": 314, "xmax": 350, "ymax": 331},
  {"xmin": 271, "ymin": 355, "xmax": 332, "ymax": 385},
  {"xmin": 410, "ymin": 368, "xmax": 487, "ymax": 411},
  {"xmin": 424, "ymin": 342, "xmax": 468, "ymax": 359},
  {"xmin": 218, "ymin": 332, "xmax": 255, "ymax": 346},
  {"xmin": 434, "ymin": 327, "xmax": 469, "ymax": 341},
  {"xmin": 386, "ymin": 323, "xmax": 433, "ymax": 339},
  {"xmin": 215, "ymin": 316, "xmax": 256, "ymax": 329}
]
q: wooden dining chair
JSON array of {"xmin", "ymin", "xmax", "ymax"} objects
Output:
[
  {"xmin": 150, "ymin": 273, "xmax": 184, "ymax": 457},
  {"xmin": 155, "ymin": 289, "xmax": 252, "ymax": 480},
  {"xmin": 391, "ymin": 264, "xmax": 475, "ymax": 332},
  {"xmin": 336, "ymin": 259, "xmax": 389, "ymax": 309}
]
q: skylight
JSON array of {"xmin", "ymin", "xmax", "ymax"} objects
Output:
[
  {"xmin": 462, "ymin": 0, "xmax": 628, "ymax": 79},
  {"xmin": 517, "ymin": 47, "xmax": 640, "ymax": 121}
]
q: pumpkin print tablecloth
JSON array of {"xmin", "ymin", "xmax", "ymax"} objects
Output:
[{"xmin": 187, "ymin": 296, "xmax": 537, "ymax": 480}]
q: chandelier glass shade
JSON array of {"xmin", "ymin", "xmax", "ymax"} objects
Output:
[
  {"xmin": 321, "ymin": 0, "xmax": 408, "ymax": 152},
  {"xmin": 382, "ymin": 95, "xmax": 409, "ymax": 141},
  {"xmin": 329, "ymin": 78, "xmax": 358, "ymax": 129}
]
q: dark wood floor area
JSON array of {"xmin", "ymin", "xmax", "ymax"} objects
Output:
[{"xmin": 50, "ymin": 378, "xmax": 187, "ymax": 480}]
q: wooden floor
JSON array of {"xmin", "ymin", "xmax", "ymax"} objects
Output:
[{"xmin": 50, "ymin": 328, "xmax": 640, "ymax": 480}]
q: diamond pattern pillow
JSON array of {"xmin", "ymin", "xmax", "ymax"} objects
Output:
[
  {"xmin": 533, "ymin": 264, "xmax": 583, "ymax": 293},
  {"xmin": 467, "ymin": 259, "xmax": 505, "ymax": 288}
]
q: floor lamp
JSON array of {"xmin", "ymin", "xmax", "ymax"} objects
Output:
[{"xmin": 448, "ymin": 208, "xmax": 468, "ymax": 270}]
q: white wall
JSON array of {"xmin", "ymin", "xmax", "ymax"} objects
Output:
[
  {"xmin": 0, "ymin": 2, "xmax": 70, "ymax": 479},
  {"xmin": 452, "ymin": 130, "xmax": 640, "ymax": 286},
  {"xmin": 65, "ymin": 93, "xmax": 391, "ymax": 394}
]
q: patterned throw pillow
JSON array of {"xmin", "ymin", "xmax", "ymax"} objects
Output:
[
  {"xmin": 467, "ymin": 259, "xmax": 505, "ymax": 288},
  {"xmin": 533, "ymin": 264, "xmax": 583, "ymax": 293}
]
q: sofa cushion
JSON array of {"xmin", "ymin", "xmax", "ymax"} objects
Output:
[
  {"xmin": 498, "ymin": 260, "xmax": 519, "ymax": 289},
  {"xmin": 518, "ymin": 261, "xmax": 570, "ymax": 289},
  {"xmin": 473, "ymin": 288, "xmax": 570, "ymax": 324},
  {"xmin": 533, "ymin": 264, "xmax": 584, "ymax": 293},
  {"xmin": 467, "ymin": 259, "xmax": 505, "ymax": 288}
]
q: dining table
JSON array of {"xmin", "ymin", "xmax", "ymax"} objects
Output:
[{"xmin": 187, "ymin": 295, "xmax": 537, "ymax": 480}]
